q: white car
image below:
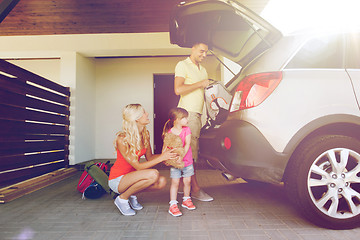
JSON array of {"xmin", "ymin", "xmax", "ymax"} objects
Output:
[{"xmin": 170, "ymin": 0, "xmax": 360, "ymax": 229}]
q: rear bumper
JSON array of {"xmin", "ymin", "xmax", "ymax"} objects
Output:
[{"xmin": 199, "ymin": 120, "xmax": 289, "ymax": 184}]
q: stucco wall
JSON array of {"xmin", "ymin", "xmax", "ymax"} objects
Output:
[{"xmin": 9, "ymin": 55, "xmax": 220, "ymax": 163}]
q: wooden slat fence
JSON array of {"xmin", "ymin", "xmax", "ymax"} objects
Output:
[{"xmin": 0, "ymin": 59, "xmax": 70, "ymax": 188}]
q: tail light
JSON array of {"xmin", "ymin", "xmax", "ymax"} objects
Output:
[{"xmin": 229, "ymin": 71, "xmax": 282, "ymax": 112}]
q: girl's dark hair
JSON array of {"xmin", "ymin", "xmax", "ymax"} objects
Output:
[{"xmin": 162, "ymin": 107, "xmax": 189, "ymax": 139}]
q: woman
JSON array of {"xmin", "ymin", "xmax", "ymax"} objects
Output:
[{"xmin": 108, "ymin": 104, "xmax": 177, "ymax": 216}]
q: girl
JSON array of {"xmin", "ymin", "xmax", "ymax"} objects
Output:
[
  {"xmin": 162, "ymin": 107, "xmax": 196, "ymax": 217},
  {"xmin": 108, "ymin": 104, "xmax": 177, "ymax": 216}
]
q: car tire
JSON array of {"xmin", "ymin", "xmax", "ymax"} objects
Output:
[{"xmin": 285, "ymin": 134, "xmax": 360, "ymax": 229}]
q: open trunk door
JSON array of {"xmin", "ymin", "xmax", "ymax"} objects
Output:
[{"xmin": 170, "ymin": 0, "xmax": 282, "ymax": 67}]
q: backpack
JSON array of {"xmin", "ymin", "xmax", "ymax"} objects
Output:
[
  {"xmin": 83, "ymin": 182, "xmax": 106, "ymax": 199},
  {"xmin": 77, "ymin": 161, "xmax": 109, "ymax": 199}
]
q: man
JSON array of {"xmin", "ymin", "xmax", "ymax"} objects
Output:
[{"xmin": 173, "ymin": 42, "xmax": 213, "ymax": 202}]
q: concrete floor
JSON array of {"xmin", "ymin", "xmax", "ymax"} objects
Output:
[{"xmin": 1, "ymin": 169, "xmax": 359, "ymax": 240}]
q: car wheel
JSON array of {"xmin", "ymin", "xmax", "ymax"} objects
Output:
[{"xmin": 285, "ymin": 135, "xmax": 360, "ymax": 229}]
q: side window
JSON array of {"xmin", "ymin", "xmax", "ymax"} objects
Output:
[
  {"xmin": 286, "ymin": 34, "xmax": 345, "ymax": 69},
  {"xmin": 346, "ymin": 33, "xmax": 360, "ymax": 69}
]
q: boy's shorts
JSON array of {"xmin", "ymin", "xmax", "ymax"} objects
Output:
[{"xmin": 170, "ymin": 164, "xmax": 194, "ymax": 179}]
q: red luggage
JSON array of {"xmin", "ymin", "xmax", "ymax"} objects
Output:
[{"xmin": 77, "ymin": 162, "xmax": 109, "ymax": 193}]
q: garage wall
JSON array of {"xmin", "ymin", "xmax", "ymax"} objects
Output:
[
  {"xmin": 8, "ymin": 59, "xmax": 61, "ymax": 84},
  {"xmin": 7, "ymin": 55, "xmax": 220, "ymax": 163},
  {"xmin": 8, "ymin": 56, "xmax": 97, "ymax": 165},
  {"xmin": 94, "ymin": 56, "xmax": 220, "ymax": 159},
  {"xmin": 74, "ymin": 54, "xmax": 96, "ymax": 164}
]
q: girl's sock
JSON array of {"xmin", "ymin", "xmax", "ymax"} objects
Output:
[
  {"xmin": 183, "ymin": 196, "xmax": 191, "ymax": 201},
  {"xmin": 169, "ymin": 200, "xmax": 178, "ymax": 206}
]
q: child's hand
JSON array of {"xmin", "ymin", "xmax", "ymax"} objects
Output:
[{"xmin": 175, "ymin": 156, "xmax": 183, "ymax": 164}]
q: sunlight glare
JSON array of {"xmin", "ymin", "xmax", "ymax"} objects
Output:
[{"xmin": 261, "ymin": 0, "xmax": 360, "ymax": 34}]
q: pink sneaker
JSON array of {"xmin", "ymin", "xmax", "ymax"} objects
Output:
[
  {"xmin": 182, "ymin": 198, "xmax": 196, "ymax": 210},
  {"xmin": 169, "ymin": 204, "xmax": 182, "ymax": 217}
]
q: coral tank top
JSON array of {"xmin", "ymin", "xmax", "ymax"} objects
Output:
[{"xmin": 109, "ymin": 148, "xmax": 147, "ymax": 180}]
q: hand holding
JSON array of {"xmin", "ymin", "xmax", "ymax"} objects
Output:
[
  {"xmin": 175, "ymin": 156, "xmax": 183, "ymax": 164},
  {"xmin": 161, "ymin": 147, "xmax": 178, "ymax": 162},
  {"xmin": 201, "ymin": 79, "xmax": 211, "ymax": 88}
]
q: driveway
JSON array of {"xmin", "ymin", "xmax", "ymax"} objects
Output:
[{"xmin": 1, "ymin": 169, "xmax": 359, "ymax": 239}]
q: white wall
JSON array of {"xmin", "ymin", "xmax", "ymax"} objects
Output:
[
  {"xmin": 2, "ymin": 32, "xmax": 225, "ymax": 164},
  {"xmin": 75, "ymin": 54, "xmax": 96, "ymax": 164},
  {"xmin": 94, "ymin": 56, "xmax": 220, "ymax": 159},
  {"xmin": 0, "ymin": 33, "xmax": 188, "ymax": 59},
  {"xmin": 7, "ymin": 54, "xmax": 220, "ymax": 163},
  {"xmin": 7, "ymin": 59, "xmax": 61, "ymax": 83}
]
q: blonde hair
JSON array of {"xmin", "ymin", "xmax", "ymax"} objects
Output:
[
  {"xmin": 115, "ymin": 104, "xmax": 149, "ymax": 161},
  {"xmin": 162, "ymin": 107, "xmax": 189, "ymax": 139}
]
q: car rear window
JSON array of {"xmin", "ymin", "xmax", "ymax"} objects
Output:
[{"xmin": 285, "ymin": 34, "xmax": 346, "ymax": 69}]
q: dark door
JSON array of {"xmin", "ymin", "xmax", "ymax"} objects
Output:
[{"xmin": 153, "ymin": 74, "xmax": 179, "ymax": 154}]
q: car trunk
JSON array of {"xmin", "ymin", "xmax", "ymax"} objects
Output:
[
  {"xmin": 169, "ymin": 0, "xmax": 282, "ymax": 67},
  {"xmin": 169, "ymin": 0, "xmax": 282, "ymax": 128}
]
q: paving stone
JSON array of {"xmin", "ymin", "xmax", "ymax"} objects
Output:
[{"xmin": 1, "ymin": 169, "xmax": 360, "ymax": 240}]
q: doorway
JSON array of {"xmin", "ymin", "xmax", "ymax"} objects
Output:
[{"xmin": 153, "ymin": 74, "xmax": 179, "ymax": 154}]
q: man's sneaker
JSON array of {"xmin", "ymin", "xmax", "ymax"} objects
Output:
[
  {"xmin": 192, "ymin": 189, "xmax": 214, "ymax": 202},
  {"xmin": 114, "ymin": 196, "xmax": 136, "ymax": 216},
  {"xmin": 169, "ymin": 204, "xmax": 182, "ymax": 217},
  {"xmin": 129, "ymin": 196, "xmax": 143, "ymax": 210},
  {"xmin": 181, "ymin": 198, "xmax": 196, "ymax": 210}
]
